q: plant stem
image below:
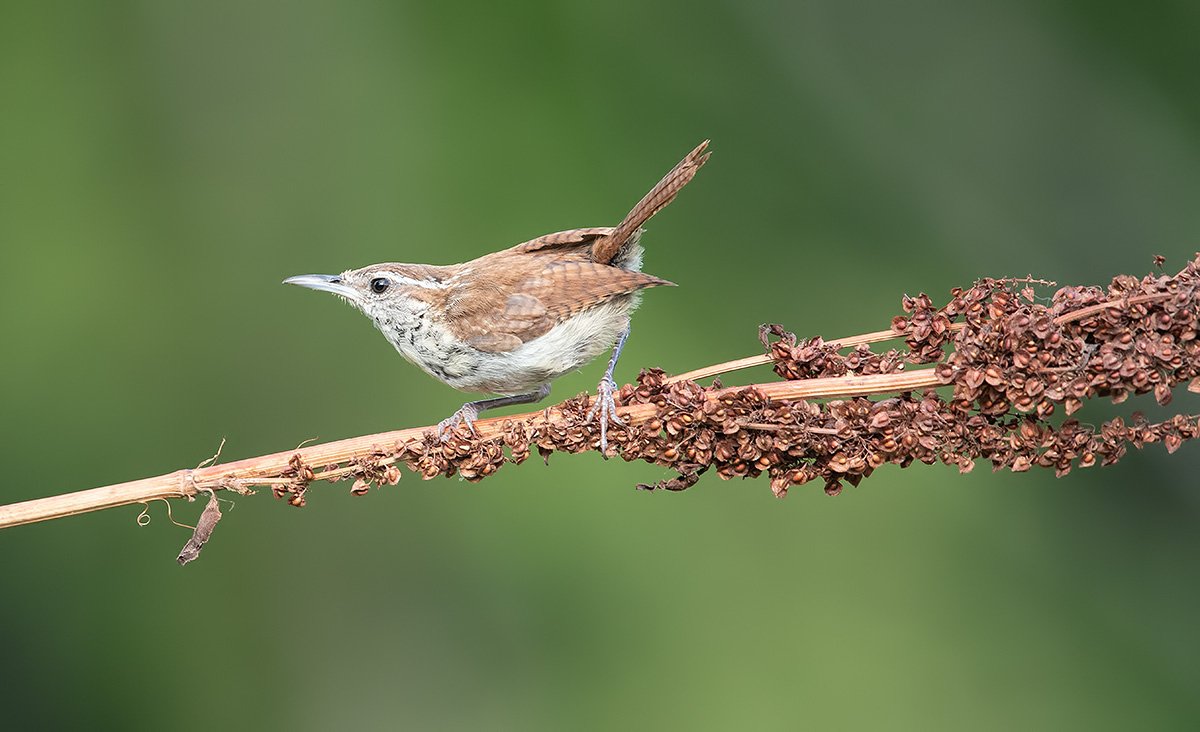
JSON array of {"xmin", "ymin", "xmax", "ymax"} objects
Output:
[{"xmin": 0, "ymin": 328, "xmax": 930, "ymax": 530}]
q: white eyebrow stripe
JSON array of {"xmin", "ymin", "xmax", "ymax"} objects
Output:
[{"xmin": 383, "ymin": 274, "xmax": 448, "ymax": 289}]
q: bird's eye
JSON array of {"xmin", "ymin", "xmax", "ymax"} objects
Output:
[{"xmin": 370, "ymin": 277, "xmax": 390, "ymax": 294}]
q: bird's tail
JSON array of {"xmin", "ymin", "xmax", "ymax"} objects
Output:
[{"xmin": 591, "ymin": 140, "xmax": 711, "ymax": 265}]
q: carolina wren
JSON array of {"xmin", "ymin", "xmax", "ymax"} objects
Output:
[{"xmin": 284, "ymin": 140, "xmax": 709, "ymax": 452}]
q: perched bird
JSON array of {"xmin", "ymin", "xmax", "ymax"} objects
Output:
[{"xmin": 284, "ymin": 141, "xmax": 710, "ymax": 452}]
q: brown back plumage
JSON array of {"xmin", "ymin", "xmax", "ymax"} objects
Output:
[
  {"xmin": 421, "ymin": 141, "xmax": 708, "ymax": 354},
  {"xmin": 439, "ymin": 247, "xmax": 673, "ymax": 353}
]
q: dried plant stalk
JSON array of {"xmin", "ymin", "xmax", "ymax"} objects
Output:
[
  {"xmin": 1, "ymin": 255, "xmax": 1197, "ymax": 534},
  {"xmin": 0, "ymin": 367, "xmax": 938, "ymax": 528}
]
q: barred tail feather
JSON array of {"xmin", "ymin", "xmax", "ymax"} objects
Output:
[{"xmin": 591, "ymin": 140, "xmax": 710, "ymax": 265}]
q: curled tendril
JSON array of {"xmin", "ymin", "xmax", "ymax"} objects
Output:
[{"xmin": 134, "ymin": 499, "xmax": 194, "ymax": 530}]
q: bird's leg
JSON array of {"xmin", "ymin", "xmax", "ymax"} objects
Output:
[
  {"xmin": 586, "ymin": 325, "xmax": 631, "ymax": 457},
  {"xmin": 437, "ymin": 383, "xmax": 551, "ymax": 440}
]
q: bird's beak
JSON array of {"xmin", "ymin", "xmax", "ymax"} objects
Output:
[{"xmin": 283, "ymin": 274, "xmax": 359, "ymax": 300}]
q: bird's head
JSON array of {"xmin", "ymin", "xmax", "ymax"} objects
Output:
[{"xmin": 284, "ymin": 263, "xmax": 450, "ymax": 330}]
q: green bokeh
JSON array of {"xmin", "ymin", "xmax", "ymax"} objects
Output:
[{"xmin": 2, "ymin": 1, "xmax": 1199, "ymax": 729}]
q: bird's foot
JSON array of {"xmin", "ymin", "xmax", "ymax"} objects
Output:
[
  {"xmin": 437, "ymin": 403, "xmax": 480, "ymax": 441},
  {"xmin": 586, "ymin": 376, "xmax": 624, "ymax": 458}
]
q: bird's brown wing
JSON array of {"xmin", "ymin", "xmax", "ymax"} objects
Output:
[{"xmin": 446, "ymin": 254, "xmax": 672, "ymax": 353}]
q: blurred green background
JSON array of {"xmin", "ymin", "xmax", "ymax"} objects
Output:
[{"xmin": 2, "ymin": 1, "xmax": 1199, "ymax": 729}]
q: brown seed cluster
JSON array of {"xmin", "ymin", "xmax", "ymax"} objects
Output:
[
  {"xmin": 388, "ymin": 366, "xmax": 1200, "ymax": 498},
  {"xmin": 402, "ymin": 370, "xmax": 812, "ymax": 488},
  {"xmin": 274, "ymin": 453, "xmax": 315, "ymax": 507},
  {"xmin": 927, "ymin": 269, "xmax": 1200, "ymax": 416},
  {"xmin": 272, "ymin": 255, "xmax": 1200, "ymax": 502},
  {"xmin": 760, "ymin": 323, "xmax": 907, "ymax": 379}
]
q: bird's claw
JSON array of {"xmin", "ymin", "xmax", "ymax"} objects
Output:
[
  {"xmin": 586, "ymin": 376, "xmax": 624, "ymax": 458},
  {"xmin": 437, "ymin": 404, "xmax": 479, "ymax": 441}
]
